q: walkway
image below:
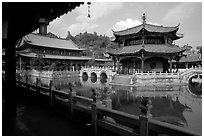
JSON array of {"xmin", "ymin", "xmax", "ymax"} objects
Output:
[{"xmin": 2, "ymin": 83, "xmax": 115, "ymax": 136}]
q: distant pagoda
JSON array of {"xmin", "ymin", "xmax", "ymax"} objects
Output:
[{"xmin": 108, "ymin": 13, "xmax": 185, "ymax": 74}]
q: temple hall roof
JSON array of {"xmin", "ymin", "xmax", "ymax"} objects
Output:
[
  {"xmin": 18, "ymin": 52, "xmax": 92, "ymax": 60},
  {"xmin": 179, "ymin": 54, "xmax": 202, "ymax": 63},
  {"xmin": 108, "ymin": 44, "xmax": 184, "ymax": 56},
  {"xmin": 19, "ymin": 33, "xmax": 85, "ymax": 51},
  {"xmin": 113, "ymin": 23, "xmax": 180, "ymax": 36}
]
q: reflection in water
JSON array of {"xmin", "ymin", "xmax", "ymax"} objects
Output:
[
  {"xmin": 188, "ymin": 74, "xmax": 202, "ymax": 96},
  {"xmin": 26, "ymin": 75, "xmax": 201, "ymax": 134}
]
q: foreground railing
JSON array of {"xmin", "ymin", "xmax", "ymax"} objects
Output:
[{"xmin": 15, "ymin": 79, "xmax": 200, "ymax": 136}]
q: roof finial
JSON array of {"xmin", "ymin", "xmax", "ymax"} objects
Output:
[
  {"xmin": 87, "ymin": 2, "xmax": 91, "ymax": 18},
  {"xmin": 142, "ymin": 13, "xmax": 146, "ymax": 25}
]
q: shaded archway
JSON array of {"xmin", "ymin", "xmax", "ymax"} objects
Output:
[
  {"xmin": 90, "ymin": 72, "xmax": 97, "ymax": 83},
  {"xmin": 100, "ymin": 72, "xmax": 108, "ymax": 84},
  {"xmin": 82, "ymin": 72, "xmax": 88, "ymax": 82}
]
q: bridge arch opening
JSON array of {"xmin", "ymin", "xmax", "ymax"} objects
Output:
[
  {"xmin": 91, "ymin": 72, "xmax": 97, "ymax": 83},
  {"xmin": 82, "ymin": 72, "xmax": 88, "ymax": 82},
  {"xmin": 100, "ymin": 72, "xmax": 108, "ymax": 84},
  {"xmin": 188, "ymin": 74, "xmax": 202, "ymax": 96}
]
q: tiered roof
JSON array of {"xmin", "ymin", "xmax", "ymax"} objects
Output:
[
  {"xmin": 17, "ymin": 33, "xmax": 88, "ymax": 60},
  {"xmin": 19, "ymin": 33, "xmax": 85, "ymax": 51},
  {"xmin": 114, "ymin": 23, "xmax": 178, "ymax": 35},
  {"xmin": 113, "ymin": 23, "xmax": 182, "ymax": 41},
  {"xmin": 179, "ymin": 54, "xmax": 202, "ymax": 63},
  {"xmin": 109, "ymin": 13, "xmax": 184, "ymax": 56},
  {"xmin": 108, "ymin": 44, "xmax": 185, "ymax": 56}
]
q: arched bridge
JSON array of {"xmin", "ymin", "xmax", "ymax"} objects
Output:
[
  {"xmin": 180, "ymin": 67, "xmax": 202, "ymax": 84},
  {"xmin": 80, "ymin": 67, "xmax": 116, "ymax": 82}
]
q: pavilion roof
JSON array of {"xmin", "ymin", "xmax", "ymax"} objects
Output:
[
  {"xmin": 179, "ymin": 54, "xmax": 202, "ymax": 63},
  {"xmin": 19, "ymin": 33, "xmax": 85, "ymax": 51},
  {"xmin": 107, "ymin": 44, "xmax": 184, "ymax": 56},
  {"xmin": 113, "ymin": 23, "xmax": 180, "ymax": 36}
]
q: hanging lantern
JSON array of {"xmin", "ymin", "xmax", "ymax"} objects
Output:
[{"xmin": 87, "ymin": 2, "xmax": 91, "ymax": 18}]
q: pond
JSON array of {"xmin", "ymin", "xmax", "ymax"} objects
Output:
[{"xmin": 26, "ymin": 75, "xmax": 202, "ymax": 135}]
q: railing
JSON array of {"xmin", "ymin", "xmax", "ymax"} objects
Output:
[
  {"xmin": 15, "ymin": 79, "xmax": 200, "ymax": 136},
  {"xmin": 135, "ymin": 72, "xmax": 179, "ymax": 77},
  {"xmin": 18, "ymin": 69, "xmax": 80, "ymax": 79},
  {"xmin": 81, "ymin": 66, "xmax": 114, "ymax": 71},
  {"xmin": 130, "ymin": 72, "xmax": 181, "ymax": 85}
]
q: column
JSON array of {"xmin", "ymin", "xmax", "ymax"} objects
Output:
[
  {"xmin": 113, "ymin": 57, "xmax": 116, "ymax": 72},
  {"xmin": 185, "ymin": 63, "xmax": 188, "ymax": 69},
  {"xmin": 19, "ymin": 56, "xmax": 21, "ymax": 72},
  {"xmin": 116, "ymin": 57, "xmax": 120, "ymax": 74},
  {"xmin": 4, "ymin": 26, "xmax": 17, "ymax": 118},
  {"xmin": 141, "ymin": 52, "xmax": 144, "ymax": 73},
  {"xmin": 170, "ymin": 57, "xmax": 173, "ymax": 73}
]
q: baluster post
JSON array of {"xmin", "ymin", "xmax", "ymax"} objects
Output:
[
  {"xmin": 139, "ymin": 96, "xmax": 152, "ymax": 136},
  {"xmin": 36, "ymin": 78, "xmax": 40, "ymax": 99},
  {"xmin": 49, "ymin": 80, "xmax": 54, "ymax": 106},
  {"xmin": 68, "ymin": 83, "xmax": 76, "ymax": 115},
  {"xmin": 26, "ymin": 74, "xmax": 29, "ymax": 89},
  {"xmin": 91, "ymin": 89, "xmax": 98, "ymax": 135}
]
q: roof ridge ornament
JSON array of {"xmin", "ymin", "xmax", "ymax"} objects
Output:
[
  {"xmin": 87, "ymin": 2, "xmax": 91, "ymax": 18},
  {"xmin": 142, "ymin": 13, "xmax": 146, "ymax": 26}
]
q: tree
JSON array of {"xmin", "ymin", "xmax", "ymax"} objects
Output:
[
  {"xmin": 87, "ymin": 59, "xmax": 96, "ymax": 66},
  {"xmin": 30, "ymin": 53, "xmax": 45, "ymax": 70}
]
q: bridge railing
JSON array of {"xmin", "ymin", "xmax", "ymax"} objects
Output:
[
  {"xmin": 81, "ymin": 66, "xmax": 114, "ymax": 71},
  {"xmin": 15, "ymin": 79, "xmax": 200, "ymax": 136}
]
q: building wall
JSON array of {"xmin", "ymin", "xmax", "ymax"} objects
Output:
[{"xmin": 144, "ymin": 57, "xmax": 163, "ymax": 72}]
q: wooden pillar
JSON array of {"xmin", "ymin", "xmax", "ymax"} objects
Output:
[
  {"xmin": 4, "ymin": 27, "xmax": 17, "ymax": 118},
  {"xmin": 113, "ymin": 57, "xmax": 116, "ymax": 72},
  {"xmin": 141, "ymin": 52, "xmax": 144, "ymax": 73},
  {"xmin": 185, "ymin": 63, "xmax": 188, "ymax": 69},
  {"xmin": 19, "ymin": 56, "xmax": 21, "ymax": 72},
  {"xmin": 116, "ymin": 57, "xmax": 120, "ymax": 74},
  {"xmin": 170, "ymin": 57, "xmax": 173, "ymax": 73}
]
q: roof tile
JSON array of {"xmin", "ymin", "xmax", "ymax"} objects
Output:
[{"xmin": 22, "ymin": 33, "xmax": 85, "ymax": 51}]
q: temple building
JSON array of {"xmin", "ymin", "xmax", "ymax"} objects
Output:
[
  {"xmin": 16, "ymin": 19, "xmax": 111, "ymax": 71},
  {"xmin": 16, "ymin": 33, "xmax": 91, "ymax": 71},
  {"xmin": 108, "ymin": 13, "xmax": 185, "ymax": 74}
]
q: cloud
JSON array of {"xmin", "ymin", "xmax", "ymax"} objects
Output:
[
  {"xmin": 66, "ymin": 2, "xmax": 123, "ymax": 36},
  {"xmin": 47, "ymin": 15, "xmax": 69, "ymax": 37},
  {"xmin": 112, "ymin": 18, "xmax": 161, "ymax": 32},
  {"xmin": 162, "ymin": 3, "xmax": 197, "ymax": 23},
  {"xmin": 112, "ymin": 18, "xmax": 141, "ymax": 31},
  {"xmin": 75, "ymin": 2, "xmax": 124, "ymax": 22},
  {"xmin": 47, "ymin": 2, "xmax": 123, "ymax": 37},
  {"xmin": 67, "ymin": 22, "xmax": 98, "ymax": 36}
]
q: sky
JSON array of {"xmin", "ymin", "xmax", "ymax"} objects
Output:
[{"xmin": 47, "ymin": 2, "xmax": 202, "ymax": 49}]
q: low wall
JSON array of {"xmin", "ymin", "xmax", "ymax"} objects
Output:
[{"xmin": 134, "ymin": 72, "xmax": 181, "ymax": 85}]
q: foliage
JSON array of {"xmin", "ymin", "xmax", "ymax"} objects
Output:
[
  {"xmin": 29, "ymin": 53, "xmax": 45, "ymax": 70},
  {"xmin": 65, "ymin": 31, "xmax": 119, "ymax": 58},
  {"xmin": 87, "ymin": 58, "xmax": 96, "ymax": 66}
]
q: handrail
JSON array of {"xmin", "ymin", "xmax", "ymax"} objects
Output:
[
  {"xmin": 15, "ymin": 79, "xmax": 200, "ymax": 136},
  {"xmin": 97, "ymin": 106, "xmax": 140, "ymax": 127},
  {"xmin": 73, "ymin": 95, "xmax": 93, "ymax": 104},
  {"xmin": 148, "ymin": 119, "xmax": 199, "ymax": 136}
]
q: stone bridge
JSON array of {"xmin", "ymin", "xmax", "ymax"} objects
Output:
[
  {"xmin": 80, "ymin": 67, "xmax": 116, "ymax": 82},
  {"xmin": 179, "ymin": 67, "xmax": 202, "ymax": 84}
]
